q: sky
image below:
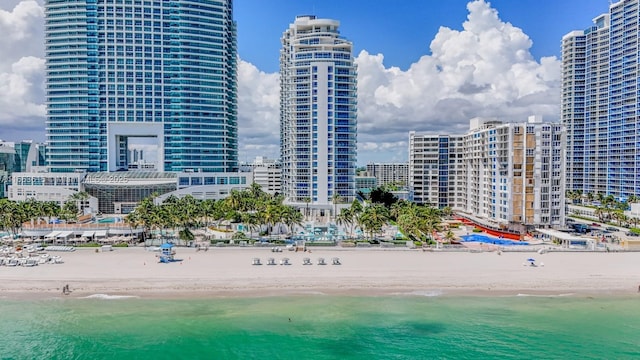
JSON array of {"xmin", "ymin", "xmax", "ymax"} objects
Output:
[{"xmin": 0, "ymin": 0, "xmax": 612, "ymax": 166}]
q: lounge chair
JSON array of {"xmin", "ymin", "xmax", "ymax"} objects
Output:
[
  {"xmin": 303, "ymin": 257, "xmax": 312, "ymax": 265},
  {"xmin": 252, "ymin": 257, "xmax": 262, "ymax": 265},
  {"xmin": 267, "ymin": 257, "xmax": 276, "ymax": 265},
  {"xmin": 280, "ymin": 257, "xmax": 290, "ymax": 265},
  {"xmin": 317, "ymin": 257, "xmax": 326, "ymax": 265},
  {"xmin": 332, "ymin": 257, "xmax": 341, "ymax": 265}
]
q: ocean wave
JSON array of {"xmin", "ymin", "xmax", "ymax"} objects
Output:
[
  {"xmin": 81, "ymin": 294, "xmax": 140, "ymax": 300},
  {"xmin": 393, "ymin": 290, "xmax": 443, "ymax": 297},
  {"xmin": 515, "ymin": 293, "xmax": 575, "ymax": 298}
]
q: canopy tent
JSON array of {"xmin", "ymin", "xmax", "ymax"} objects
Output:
[
  {"xmin": 45, "ymin": 231, "xmax": 61, "ymax": 239},
  {"xmin": 56, "ymin": 231, "xmax": 74, "ymax": 239},
  {"xmin": 94, "ymin": 230, "xmax": 108, "ymax": 238},
  {"xmin": 81, "ymin": 230, "xmax": 95, "ymax": 238}
]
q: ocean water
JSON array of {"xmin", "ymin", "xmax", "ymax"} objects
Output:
[{"xmin": 1, "ymin": 294, "xmax": 639, "ymax": 359}]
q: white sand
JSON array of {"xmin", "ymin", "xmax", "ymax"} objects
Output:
[{"xmin": 1, "ymin": 247, "xmax": 639, "ymax": 299}]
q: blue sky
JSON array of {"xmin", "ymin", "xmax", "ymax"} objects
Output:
[
  {"xmin": 0, "ymin": 0, "xmax": 616, "ymax": 165},
  {"xmin": 235, "ymin": 0, "xmax": 610, "ymax": 73}
]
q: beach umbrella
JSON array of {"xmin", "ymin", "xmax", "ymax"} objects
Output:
[{"xmin": 527, "ymin": 258, "xmax": 536, "ymax": 262}]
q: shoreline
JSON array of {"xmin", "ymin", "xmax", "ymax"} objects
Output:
[{"xmin": 1, "ymin": 247, "xmax": 639, "ymax": 300}]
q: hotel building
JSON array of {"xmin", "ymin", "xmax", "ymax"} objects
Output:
[
  {"xmin": 279, "ymin": 15, "xmax": 358, "ymax": 214},
  {"xmin": 9, "ymin": 0, "xmax": 243, "ymax": 213},
  {"xmin": 365, "ymin": 163, "xmax": 409, "ymax": 187},
  {"xmin": 409, "ymin": 116, "xmax": 566, "ymax": 231},
  {"xmin": 562, "ymin": 0, "xmax": 640, "ymax": 198},
  {"xmin": 45, "ymin": 0, "xmax": 237, "ymax": 173}
]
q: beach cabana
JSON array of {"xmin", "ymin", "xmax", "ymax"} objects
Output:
[
  {"xmin": 56, "ymin": 231, "xmax": 74, "ymax": 245},
  {"xmin": 45, "ymin": 231, "xmax": 61, "ymax": 242},
  {"xmin": 94, "ymin": 230, "xmax": 108, "ymax": 242},
  {"xmin": 81, "ymin": 230, "xmax": 95, "ymax": 242}
]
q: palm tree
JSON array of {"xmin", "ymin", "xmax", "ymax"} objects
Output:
[
  {"xmin": 335, "ymin": 207, "xmax": 353, "ymax": 238},
  {"xmin": 586, "ymin": 192, "xmax": 594, "ymax": 204},
  {"xmin": 69, "ymin": 191, "xmax": 90, "ymax": 215},
  {"xmin": 332, "ymin": 193, "xmax": 342, "ymax": 223},
  {"xmin": 359, "ymin": 204, "xmax": 389, "ymax": 241},
  {"xmin": 303, "ymin": 197, "xmax": 311, "ymax": 220},
  {"xmin": 281, "ymin": 206, "xmax": 303, "ymax": 237},
  {"xmin": 594, "ymin": 207, "xmax": 605, "ymax": 222}
]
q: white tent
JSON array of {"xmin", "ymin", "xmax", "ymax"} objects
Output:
[{"xmin": 45, "ymin": 231, "xmax": 61, "ymax": 239}]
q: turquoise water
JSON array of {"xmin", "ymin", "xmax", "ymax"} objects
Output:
[
  {"xmin": 462, "ymin": 234, "xmax": 529, "ymax": 246},
  {"xmin": 1, "ymin": 295, "xmax": 639, "ymax": 359},
  {"xmin": 96, "ymin": 217, "xmax": 121, "ymax": 224}
]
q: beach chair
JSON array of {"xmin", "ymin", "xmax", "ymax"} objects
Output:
[
  {"xmin": 332, "ymin": 257, "xmax": 341, "ymax": 265},
  {"xmin": 267, "ymin": 257, "xmax": 276, "ymax": 265},
  {"xmin": 280, "ymin": 257, "xmax": 290, "ymax": 265},
  {"xmin": 252, "ymin": 257, "xmax": 262, "ymax": 265},
  {"xmin": 317, "ymin": 257, "xmax": 326, "ymax": 265},
  {"xmin": 303, "ymin": 257, "xmax": 312, "ymax": 265}
]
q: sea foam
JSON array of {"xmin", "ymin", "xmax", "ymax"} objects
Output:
[
  {"xmin": 393, "ymin": 290, "xmax": 443, "ymax": 297},
  {"xmin": 81, "ymin": 294, "xmax": 140, "ymax": 300},
  {"xmin": 515, "ymin": 293, "xmax": 575, "ymax": 298}
]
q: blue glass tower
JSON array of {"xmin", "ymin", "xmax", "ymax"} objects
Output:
[{"xmin": 45, "ymin": 0, "xmax": 237, "ymax": 173}]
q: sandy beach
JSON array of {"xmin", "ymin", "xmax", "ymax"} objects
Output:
[{"xmin": 1, "ymin": 247, "xmax": 640, "ymax": 299}]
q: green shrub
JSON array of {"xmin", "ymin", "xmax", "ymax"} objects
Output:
[
  {"xmin": 76, "ymin": 242, "xmax": 101, "ymax": 247},
  {"xmin": 472, "ymin": 228, "xmax": 483, "ymax": 233}
]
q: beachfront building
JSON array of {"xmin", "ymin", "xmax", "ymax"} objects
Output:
[
  {"xmin": 44, "ymin": 0, "xmax": 237, "ymax": 173},
  {"xmin": 279, "ymin": 15, "xmax": 358, "ymax": 218},
  {"xmin": 0, "ymin": 143, "xmax": 15, "ymax": 199},
  {"xmin": 409, "ymin": 133, "xmax": 464, "ymax": 209},
  {"xmin": 242, "ymin": 157, "xmax": 282, "ymax": 195},
  {"xmin": 0, "ymin": 141, "xmax": 47, "ymax": 199},
  {"xmin": 9, "ymin": 1, "xmax": 240, "ymax": 213},
  {"xmin": 409, "ymin": 116, "xmax": 566, "ymax": 232},
  {"xmin": 8, "ymin": 170, "xmax": 252, "ymax": 214},
  {"xmin": 562, "ymin": 0, "xmax": 640, "ymax": 198},
  {"xmin": 365, "ymin": 163, "xmax": 409, "ymax": 187}
]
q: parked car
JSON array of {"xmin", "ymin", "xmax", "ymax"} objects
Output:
[
  {"xmin": 606, "ymin": 227, "xmax": 619, "ymax": 232},
  {"xmin": 591, "ymin": 223, "xmax": 601, "ymax": 227}
]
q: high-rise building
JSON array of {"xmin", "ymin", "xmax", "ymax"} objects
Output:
[
  {"xmin": 409, "ymin": 116, "xmax": 566, "ymax": 231},
  {"xmin": 279, "ymin": 15, "xmax": 358, "ymax": 209},
  {"xmin": 365, "ymin": 163, "xmax": 409, "ymax": 188},
  {"xmin": 44, "ymin": 0, "xmax": 237, "ymax": 173},
  {"xmin": 409, "ymin": 133, "xmax": 464, "ymax": 208},
  {"xmin": 562, "ymin": 0, "xmax": 640, "ymax": 198}
]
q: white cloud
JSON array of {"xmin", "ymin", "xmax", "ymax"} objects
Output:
[
  {"xmin": 0, "ymin": 0, "xmax": 562, "ymax": 166},
  {"xmin": 354, "ymin": 0, "xmax": 561, "ymax": 164},
  {"xmin": 237, "ymin": 60, "xmax": 280, "ymax": 162},
  {"xmin": 0, "ymin": 0, "xmax": 45, "ymax": 138}
]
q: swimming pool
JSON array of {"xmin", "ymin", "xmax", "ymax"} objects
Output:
[
  {"xmin": 97, "ymin": 217, "xmax": 122, "ymax": 224},
  {"xmin": 461, "ymin": 234, "xmax": 528, "ymax": 246}
]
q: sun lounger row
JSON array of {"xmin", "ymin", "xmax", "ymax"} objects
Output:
[
  {"xmin": 252, "ymin": 257, "xmax": 341, "ymax": 265},
  {"xmin": 45, "ymin": 246, "xmax": 76, "ymax": 252},
  {"xmin": 0, "ymin": 254, "xmax": 63, "ymax": 266}
]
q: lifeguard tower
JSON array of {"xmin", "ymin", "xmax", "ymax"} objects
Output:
[{"xmin": 158, "ymin": 243, "xmax": 179, "ymax": 263}]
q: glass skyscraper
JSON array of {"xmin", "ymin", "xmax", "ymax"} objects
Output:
[
  {"xmin": 45, "ymin": 0, "xmax": 237, "ymax": 173},
  {"xmin": 279, "ymin": 15, "xmax": 357, "ymax": 207},
  {"xmin": 562, "ymin": 0, "xmax": 640, "ymax": 197}
]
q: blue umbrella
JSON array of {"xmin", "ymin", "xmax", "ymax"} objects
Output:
[{"xmin": 527, "ymin": 258, "xmax": 536, "ymax": 262}]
